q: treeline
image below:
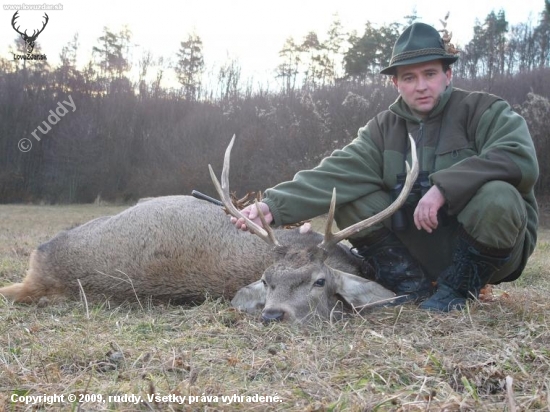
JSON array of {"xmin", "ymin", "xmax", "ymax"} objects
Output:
[{"xmin": 0, "ymin": 5, "xmax": 549, "ymax": 203}]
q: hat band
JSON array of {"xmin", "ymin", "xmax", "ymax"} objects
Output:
[{"xmin": 390, "ymin": 48, "xmax": 446, "ymax": 65}]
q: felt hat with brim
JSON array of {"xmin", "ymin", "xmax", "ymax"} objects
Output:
[{"xmin": 381, "ymin": 22, "xmax": 459, "ymax": 75}]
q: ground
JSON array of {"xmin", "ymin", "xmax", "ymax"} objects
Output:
[{"xmin": 0, "ymin": 202, "xmax": 549, "ymax": 411}]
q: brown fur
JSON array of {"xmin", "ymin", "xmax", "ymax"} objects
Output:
[
  {"xmin": 0, "ymin": 249, "xmax": 68, "ymax": 303},
  {"xmin": 0, "ymin": 196, "xmax": 364, "ymax": 306}
]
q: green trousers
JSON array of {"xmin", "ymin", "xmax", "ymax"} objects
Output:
[{"xmin": 335, "ymin": 181, "xmax": 527, "ymax": 283}]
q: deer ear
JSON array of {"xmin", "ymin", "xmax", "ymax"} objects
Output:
[
  {"xmin": 231, "ymin": 280, "xmax": 266, "ymax": 314},
  {"xmin": 332, "ymin": 270, "xmax": 395, "ymax": 309}
]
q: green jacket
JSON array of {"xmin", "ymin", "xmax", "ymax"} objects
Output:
[{"xmin": 263, "ymin": 86, "xmax": 539, "ymax": 255}]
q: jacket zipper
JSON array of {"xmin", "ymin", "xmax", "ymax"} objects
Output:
[{"xmin": 417, "ymin": 121, "xmax": 424, "ymax": 171}]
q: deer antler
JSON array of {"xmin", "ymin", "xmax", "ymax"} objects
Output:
[
  {"xmin": 11, "ymin": 11, "xmax": 25, "ymax": 37},
  {"xmin": 319, "ymin": 134, "xmax": 419, "ymax": 251},
  {"xmin": 11, "ymin": 11, "xmax": 49, "ymax": 39},
  {"xmin": 11, "ymin": 11, "xmax": 49, "ymax": 54},
  {"xmin": 33, "ymin": 13, "xmax": 49, "ymax": 39},
  {"xmin": 209, "ymin": 135, "xmax": 281, "ymax": 247}
]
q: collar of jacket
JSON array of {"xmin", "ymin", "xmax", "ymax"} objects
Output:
[{"xmin": 389, "ymin": 83, "xmax": 454, "ymax": 122}]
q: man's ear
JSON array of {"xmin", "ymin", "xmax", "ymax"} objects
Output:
[
  {"xmin": 446, "ymin": 66, "xmax": 453, "ymax": 85},
  {"xmin": 392, "ymin": 75, "xmax": 399, "ymax": 88},
  {"xmin": 332, "ymin": 269, "xmax": 395, "ymax": 310}
]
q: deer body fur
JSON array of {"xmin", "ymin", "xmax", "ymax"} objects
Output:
[{"xmin": 0, "ymin": 195, "xmax": 365, "ymax": 305}]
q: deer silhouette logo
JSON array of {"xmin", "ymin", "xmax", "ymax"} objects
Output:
[{"xmin": 11, "ymin": 11, "xmax": 49, "ymax": 54}]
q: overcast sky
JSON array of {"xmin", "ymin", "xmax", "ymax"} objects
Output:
[{"xmin": 1, "ymin": 0, "xmax": 546, "ymax": 87}]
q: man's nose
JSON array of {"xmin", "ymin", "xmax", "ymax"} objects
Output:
[{"xmin": 416, "ymin": 77, "xmax": 428, "ymax": 90}]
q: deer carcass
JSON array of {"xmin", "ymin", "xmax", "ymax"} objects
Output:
[{"xmin": 0, "ymin": 136, "xmax": 417, "ymax": 323}]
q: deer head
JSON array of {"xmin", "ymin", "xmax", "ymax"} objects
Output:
[
  {"xmin": 210, "ymin": 135, "xmax": 418, "ymax": 323},
  {"xmin": 11, "ymin": 11, "xmax": 49, "ymax": 54}
]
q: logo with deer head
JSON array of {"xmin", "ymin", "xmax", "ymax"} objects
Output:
[{"xmin": 11, "ymin": 11, "xmax": 49, "ymax": 54}]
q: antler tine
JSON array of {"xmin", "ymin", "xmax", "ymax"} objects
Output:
[
  {"xmin": 36, "ymin": 13, "xmax": 49, "ymax": 36},
  {"xmin": 254, "ymin": 200, "xmax": 280, "ymax": 246},
  {"xmin": 209, "ymin": 135, "xmax": 281, "ymax": 247},
  {"xmin": 11, "ymin": 11, "xmax": 24, "ymax": 36},
  {"xmin": 321, "ymin": 188, "xmax": 337, "ymax": 247},
  {"xmin": 30, "ymin": 13, "xmax": 49, "ymax": 39},
  {"xmin": 319, "ymin": 134, "xmax": 419, "ymax": 250}
]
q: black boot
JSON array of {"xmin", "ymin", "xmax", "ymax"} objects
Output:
[
  {"xmin": 352, "ymin": 230, "xmax": 433, "ymax": 303},
  {"xmin": 420, "ymin": 228, "xmax": 511, "ymax": 312}
]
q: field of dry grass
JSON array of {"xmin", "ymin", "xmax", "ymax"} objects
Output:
[{"xmin": 0, "ymin": 202, "xmax": 549, "ymax": 411}]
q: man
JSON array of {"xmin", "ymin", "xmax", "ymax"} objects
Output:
[{"xmin": 233, "ymin": 23, "xmax": 539, "ymax": 312}]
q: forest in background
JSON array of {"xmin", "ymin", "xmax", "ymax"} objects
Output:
[{"xmin": 0, "ymin": 3, "xmax": 549, "ymax": 204}]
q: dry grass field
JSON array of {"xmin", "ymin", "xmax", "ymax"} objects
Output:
[{"xmin": 0, "ymin": 202, "xmax": 549, "ymax": 411}]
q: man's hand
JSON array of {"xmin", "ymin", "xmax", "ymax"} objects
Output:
[
  {"xmin": 413, "ymin": 185, "xmax": 446, "ymax": 233},
  {"xmin": 231, "ymin": 202, "xmax": 273, "ymax": 231}
]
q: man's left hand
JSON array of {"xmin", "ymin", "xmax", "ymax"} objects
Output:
[{"xmin": 413, "ymin": 185, "xmax": 446, "ymax": 233}]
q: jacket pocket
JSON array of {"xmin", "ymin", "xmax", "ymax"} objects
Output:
[{"xmin": 434, "ymin": 137, "xmax": 477, "ymax": 170}]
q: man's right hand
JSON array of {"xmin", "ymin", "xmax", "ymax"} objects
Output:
[{"xmin": 231, "ymin": 202, "xmax": 273, "ymax": 231}]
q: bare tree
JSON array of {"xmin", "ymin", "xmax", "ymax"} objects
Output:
[
  {"xmin": 276, "ymin": 37, "xmax": 303, "ymax": 95},
  {"xmin": 217, "ymin": 58, "xmax": 242, "ymax": 102},
  {"xmin": 534, "ymin": 0, "xmax": 550, "ymax": 68},
  {"xmin": 325, "ymin": 14, "xmax": 347, "ymax": 81}
]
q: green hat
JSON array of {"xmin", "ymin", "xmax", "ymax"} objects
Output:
[{"xmin": 380, "ymin": 22, "xmax": 459, "ymax": 75}]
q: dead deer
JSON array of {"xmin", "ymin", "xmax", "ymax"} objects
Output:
[
  {"xmin": 0, "ymin": 196, "xmax": 318, "ymax": 305},
  {"xmin": 0, "ymin": 135, "xmax": 417, "ymax": 323},
  {"xmin": 0, "ymin": 197, "xmax": 388, "ymax": 313},
  {"xmin": 211, "ymin": 135, "xmax": 419, "ymax": 322}
]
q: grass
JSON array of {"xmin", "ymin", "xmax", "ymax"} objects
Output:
[{"xmin": 0, "ymin": 203, "xmax": 549, "ymax": 411}]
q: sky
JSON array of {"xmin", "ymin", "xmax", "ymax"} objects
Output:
[{"xmin": 1, "ymin": 0, "xmax": 546, "ymax": 88}]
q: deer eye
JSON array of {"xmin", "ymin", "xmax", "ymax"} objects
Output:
[
  {"xmin": 261, "ymin": 279, "xmax": 267, "ymax": 288},
  {"xmin": 313, "ymin": 279, "xmax": 326, "ymax": 287}
]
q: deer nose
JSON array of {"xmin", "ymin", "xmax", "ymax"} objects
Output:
[{"xmin": 261, "ymin": 309, "xmax": 284, "ymax": 323}]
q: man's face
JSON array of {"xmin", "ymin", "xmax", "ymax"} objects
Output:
[{"xmin": 392, "ymin": 60, "xmax": 452, "ymax": 118}]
